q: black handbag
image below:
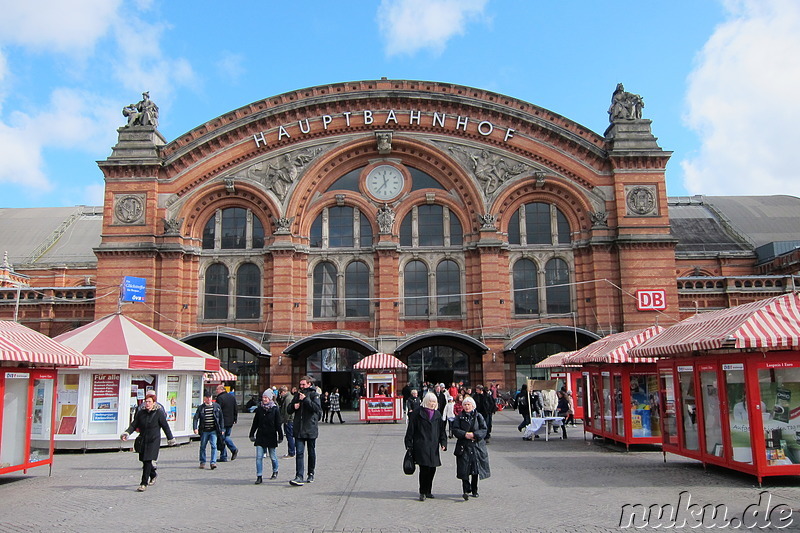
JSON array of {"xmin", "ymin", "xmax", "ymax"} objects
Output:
[
  {"xmin": 133, "ymin": 434, "xmax": 143, "ymax": 453},
  {"xmin": 403, "ymin": 449, "xmax": 415, "ymax": 475}
]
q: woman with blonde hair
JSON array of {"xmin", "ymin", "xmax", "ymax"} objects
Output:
[{"xmin": 404, "ymin": 392, "xmax": 447, "ymax": 501}]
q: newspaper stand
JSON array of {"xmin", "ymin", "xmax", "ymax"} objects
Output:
[
  {"xmin": 354, "ymin": 353, "xmax": 406, "ymax": 423},
  {"xmin": 629, "ymin": 293, "xmax": 800, "ymax": 484}
]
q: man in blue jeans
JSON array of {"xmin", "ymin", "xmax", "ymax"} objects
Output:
[
  {"xmin": 193, "ymin": 390, "xmax": 224, "ymax": 469},
  {"xmin": 279, "ymin": 386, "xmax": 296, "ymax": 458},
  {"xmin": 215, "ymin": 383, "xmax": 239, "ymax": 461},
  {"xmin": 287, "ymin": 376, "xmax": 321, "ymax": 486}
]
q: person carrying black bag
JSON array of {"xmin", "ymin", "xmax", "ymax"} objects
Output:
[
  {"xmin": 452, "ymin": 396, "xmax": 490, "ymax": 500},
  {"xmin": 404, "ymin": 392, "xmax": 447, "ymax": 501}
]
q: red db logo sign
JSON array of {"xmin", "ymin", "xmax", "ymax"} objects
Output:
[{"xmin": 636, "ymin": 290, "xmax": 666, "ymax": 311}]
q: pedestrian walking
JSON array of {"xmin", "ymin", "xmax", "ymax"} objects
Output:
[
  {"xmin": 329, "ymin": 387, "xmax": 345, "ymax": 423},
  {"xmin": 193, "ymin": 390, "xmax": 224, "ymax": 469},
  {"xmin": 556, "ymin": 390, "xmax": 570, "ymax": 439},
  {"xmin": 452, "ymin": 396, "xmax": 490, "ymax": 500},
  {"xmin": 474, "ymin": 385, "xmax": 497, "ymax": 441},
  {"xmin": 515, "ymin": 383, "xmax": 532, "ymax": 433},
  {"xmin": 215, "ymin": 384, "xmax": 239, "ymax": 462},
  {"xmin": 288, "ymin": 375, "xmax": 322, "ymax": 486},
  {"xmin": 404, "ymin": 392, "xmax": 447, "ymax": 501},
  {"xmin": 121, "ymin": 394, "xmax": 176, "ymax": 492},
  {"xmin": 278, "ymin": 386, "xmax": 296, "ymax": 458},
  {"xmin": 321, "ymin": 391, "xmax": 330, "ymax": 423},
  {"xmin": 249, "ymin": 389, "xmax": 283, "ymax": 484}
]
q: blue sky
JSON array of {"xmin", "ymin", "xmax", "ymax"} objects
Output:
[{"xmin": 1, "ymin": 0, "xmax": 798, "ymax": 208}]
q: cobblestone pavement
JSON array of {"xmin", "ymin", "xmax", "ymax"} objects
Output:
[{"xmin": 1, "ymin": 410, "xmax": 799, "ymax": 532}]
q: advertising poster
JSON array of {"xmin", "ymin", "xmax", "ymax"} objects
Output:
[
  {"xmin": 166, "ymin": 376, "xmax": 180, "ymax": 422},
  {"xmin": 91, "ymin": 374, "xmax": 120, "ymax": 424}
]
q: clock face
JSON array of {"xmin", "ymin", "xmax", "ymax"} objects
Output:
[{"xmin": 365, "ymin": 165, "xmax": 405, "ymax": 201}]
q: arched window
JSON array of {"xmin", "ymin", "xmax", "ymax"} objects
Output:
[
  {"xmin": 404, "ymin": 260, "xmax": 428, "ymax": 317},
  {"xmin": 545, "ymin": 258, "xmax": 570, "ymax": 314},
  {"xmin": 235, "ymin": 263, "xmax": 261, "ymax": 319},
  {"xmin": 436, "ymin": 260, "xmax": 461, "ymax": 316},
  {"xmin": 204, "ymin": 263, "xmax": 229, "ymax": 319},
  {"xmin": 508, "ymin": 203, "xmax": 570, "ymax": 245},
  {"xmin": 399, "ymin": 205, "xmax": 462, "ymax": 247},
  {"xmin": 345, "ymin": 261, "xmax": 370, "ymax": 317},
  {"xmin": 513, "ymin": 259, "xmax": 539, "ymax": 315},
  {"xmin": 202, "ymin": 207, "xmax": 265, "ymax": 250},
  {"xmin": 313, "ymin": 262, "xmax": 338, "ymax": 318},
  {"xmin": 310, "ymin": 206, "xmax": 372, "ymax": 249}
]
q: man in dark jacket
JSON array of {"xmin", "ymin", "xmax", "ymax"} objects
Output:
[
  {"xmin": 287, "ymin": 375, "xmax": 322, "ymax": 486},
  {"xmin": 278, "ymin": 385, "xmax": 296, "ymax": 458},
  {"xmin": 193, "ymin": 390, "xmax": 224, "ymax": 469},
  {"xmin": 474, "ymin": 385, "xmax": 497, "ymax": 441},
  {"xmin": 215, "ymin": 384, "xmax": 239, "ymax": 461}
]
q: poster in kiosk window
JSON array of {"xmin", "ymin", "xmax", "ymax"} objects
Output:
[{"xmin": 122, "ymin": 276, "xmax": 147, "ymax": 302}]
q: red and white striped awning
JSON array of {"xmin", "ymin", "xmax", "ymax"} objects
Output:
[
  {"xmin": 0, "ymin": 321, "xmax": 91, "ymax": 367},
  {"xmin": 564, "ymin": 326, "xmax": 664, "ymax": 365},
  {"xmin": 535, "ymin": 351, "xmax": 578, "ymax": 368},
  {"xmin": 354, "ymin": 352, "xmax": 407, "ymax": 370},
  {"xmin": 631, "ymin": 293, "xmax": 800, "ymax": 358},
  {"xmin": 205, "ymin": 368, "xmax": 238, "ymax": 382},
  {"xmin": 54, "ymin": 313, "xmax": 220, "ymax": 372}
]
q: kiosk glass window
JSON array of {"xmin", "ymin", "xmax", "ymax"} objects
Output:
[
  {"xmin": 165, "ymin": 375, "xmax": 183, "ymax": 430},
  {"xmin": 602, "ymin": 374, "xmax": 611, "ymax": 432},
  {"xmin": 613, "ymin": 374, "xmax": 624, "ymax": 437},
  {"xmin": 700, "ymin": 370, "xmax": 724, "ymax": 457},
  {"xmin": 56, "ymin": 373, "xmax": 79, "ymax": 435},
  {"xmin": 660, "ymin": 370, "xmax": 678, "ymax": 446},
  {"xmin": 725, "ymin": 367, "xmax": 752, "ymax": 464},
  {"xmin": 29, "ymin": 378, "xmax": 54, "ymax": 463},
  {"xmin": 590, "ymin": 373, "xmax": 602, "ymax": 427},
  {"xmin": 757, "ymin": 367, "xmax": 800, "ymax": 466},
  {"xmin": 1, "ymin": 375, "xmax": 29, "ymax": 467},
  {"xmin": 90, "ymin": 374, "xmax": 121, "ymax": 436},
  {"xmin": 679, "ymin": 371, "xmax": 699, "ymax": 451},
  {"xmin": 630, "ymin": 373, "xmax": 659, "ymax": 438}
]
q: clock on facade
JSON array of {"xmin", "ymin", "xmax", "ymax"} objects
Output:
[{"xmin": 365, "ymin": 164, "xmax": 405, "ymax": 201}]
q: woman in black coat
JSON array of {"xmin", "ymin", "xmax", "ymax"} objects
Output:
[
  {"xmin": 404, "ymin": 392, "xmax": 447, "ymax": 501},
  {"xmin": 452, "ymin": 396, "xmax": 490, "ymax": 500},
  {"xmin": 249, "ymin": 389, "xmax": 284, "ymax": 484},
  {"xmin": 121, "ymin": 395, "xmax": 175, "ymax": 492}
]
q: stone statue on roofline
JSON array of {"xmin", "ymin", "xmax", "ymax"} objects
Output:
[
  {"xmin": 123, "ymin": 91, "xmax": 159, "ymax": 127},
  {"xmin": 608, "ymin": 83, "xmax": 644, "ymax": 123}
]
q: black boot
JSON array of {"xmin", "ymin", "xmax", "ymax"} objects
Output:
[{"xmin": 255, "ymin": 476, "xmax": 262, "ymax": 484}]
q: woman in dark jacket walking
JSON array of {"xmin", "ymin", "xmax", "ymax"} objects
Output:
[
  {"xmin": 452, "ymin": 396, "xmax": 490, "ymax": 500},
  {"xmin": 249, "ymin": 389, "xmax": 284, "ymax": 484},
  {"xmin": 404, "ymin": 392, "xmax": 447, "ymax": 501},
  {"xmin": 121, "ymin": 395, "xmax": 176, "ymax": 492}
]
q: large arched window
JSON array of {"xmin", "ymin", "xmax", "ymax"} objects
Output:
[
  {"xmin": 204, "ymin": 263, "xmax": 229, "ymax": 319},
  {"xmin": 436, "ymin": 260, "xmax": 461, "ymax": 316},
  {"xmin": 399, "ymin": 205, "xmax": 462, "ymax": 247},
  {"xmin": 313, "ymin": 262, "xmax": 338, "ymax": 318},
  {"xmin": 513, "ymin": 259, "xmax": 539, "ymax": 315},
  {"xmin": 345, "ymin": 261, "xmax": 370, "ymax": 317},
  {"xmin": 235, "ymin": 263, "xmax": 261, "ymax": 319},
  {"xmin": 202, "ymin": 207, "xmax": 265, "ymax": 250},
  {"xmin": 310, "ymin": 206, "xmax": 373, "ymax": 249},
  {"xmin": 545, "ymin": 258, "xmax": 571, "ymax": 314},
  {"xmin": 508, "ymin": 203, "xmax": 570, "ymax": 245},
  {"xmin": 404, "ymin": 260, "xmax": 429, "ymax": 317}
]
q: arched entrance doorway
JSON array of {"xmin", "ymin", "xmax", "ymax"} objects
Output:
[
  {"xmin": 506, "ymin": 327, "xmax": 600, "ymax": 388},
  {"xmin": 396, "ymin": 331, "xmax": 488, "ymax": 390},
  {"xmin": 182, "ymin": 332, "xmax": 270, "ymax": 408}
]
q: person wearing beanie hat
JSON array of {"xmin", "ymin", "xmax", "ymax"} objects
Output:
[{"xmin": 249, "ymin": 388, "xmax": 283, "ymax": 484}]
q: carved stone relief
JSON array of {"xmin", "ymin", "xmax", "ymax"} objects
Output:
[
  {"xmin": 625, "ymin": 185, "xmax": 658, "ymax": 216},
  {"xmin": 233, "ymin": 146, "xmax": 326, "ymax": 202},
  {"xmin": 377, "ymin": 204, "xmax": 395, "ymax": 234},
  {"xmin": 437, "ymin": 142, "xmax": 533, "ymax": 201},
  {"xmin": 114, "ymin": 193, "xmax": 145, "ymax": 225},
  {"xmin": 163, "ymin": 217, "xmax": 183, "ymax": 235}
]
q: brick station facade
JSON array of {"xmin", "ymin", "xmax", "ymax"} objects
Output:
[{"xmin": 4, "ymin": 80, "xmax": 796, "ymax": 401}]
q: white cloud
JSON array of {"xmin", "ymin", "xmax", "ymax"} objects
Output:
[
  {"xmin": 682, "ymin": 0, "xmax": 800, "ymax": 197},
  {"xmin": 378, "ymin": 0, "xmax": 489, "ymax": 56},
  {"xmin": 0, "ymin": 0, "xmax": 122, "ymax": 53}
]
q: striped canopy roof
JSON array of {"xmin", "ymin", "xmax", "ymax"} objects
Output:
[
  {"xmin": 630, "ymin": 293, "xmax": 800, "ymax": 358},
  {"xmin": 535, "ymin": 351, "xmax": 578, "ymax": 368},
  {"xmin": 563, "ymin": 326, "xmax": 664, "ymax": 365},
  {"xmin": 54, "ymin": 313, "xmax": 220, "ymax": 372},
  {"xmin": 0, "ymin": 321, "xmax": 91, "ymax": 367},
  {"xmin": 354, "ymin": 352, "xmax": 407, "ymax": 370},
  {"xmin": 205, "ymin": 368, "xmax": 238, "ymax": 382}
]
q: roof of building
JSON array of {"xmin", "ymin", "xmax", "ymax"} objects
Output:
[
  {"xmin": 668, "ymin": 195, "xmax": 800, "ymax": 262},
  {"xmin": 0, "ymin": 206, "xmax": 103, "ymax": 268}
]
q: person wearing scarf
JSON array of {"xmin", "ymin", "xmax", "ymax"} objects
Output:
[
  {"xmin": 452, "ymin": 396, "xmax": 491, "ymax": 500},
  {"xmin": 404, "ymin": 392, "xmax": 447, "ymax": 501},
  {"xmin": 249, "ymin": 389, "xmax": 284, "ymax": 484}
]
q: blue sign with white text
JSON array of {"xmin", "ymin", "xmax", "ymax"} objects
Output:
[{"xmin": 121, "ymin": 276, "xmax": 147, "ymax": 302}]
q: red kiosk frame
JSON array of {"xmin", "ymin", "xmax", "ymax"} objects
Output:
[
  {"xmin": 0, "ymin": 321, "xmax": 90, "ymax": 476},
  {"xmin": 564, "ymin": 326, "xmax": 665, "ymax": 449},
  {"xmin": 354, "ymin": 353, "xmax": 406, "ymax": 423},
  {"xmin": 630, "ymin": 293, "xmax": 800, "ymax": 484}
]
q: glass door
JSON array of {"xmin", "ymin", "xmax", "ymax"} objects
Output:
[{"xmin": 659, "ymin": 369, "xmax": 678, "ymax": 446}]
